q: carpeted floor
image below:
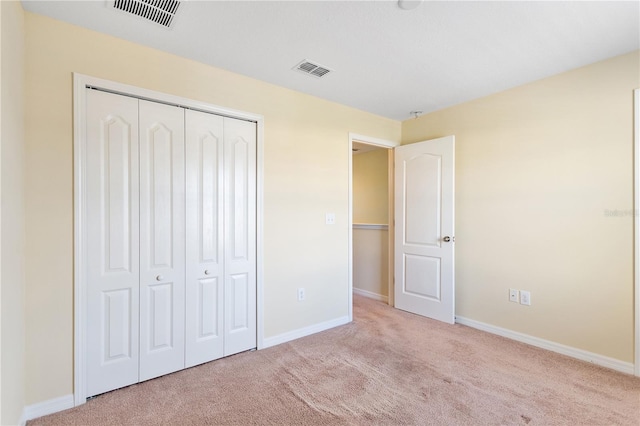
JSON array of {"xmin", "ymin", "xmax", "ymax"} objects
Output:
[{"xmin": 30, "ymin": 295, "xmax": 640, "ymax": 425}]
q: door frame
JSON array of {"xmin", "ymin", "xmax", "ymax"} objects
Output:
[
  {"xmin": 73, "ymin": 73, "xmax": 265, "ymax": 405},
  {"xmin": 348, "ymin": 133, "xmax": 399, "ymax": 321},
  {"xmin": 634, "ymin": 88, "xmax": 639, "ymax": 376}
]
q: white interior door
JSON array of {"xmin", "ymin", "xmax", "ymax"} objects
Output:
[
  {"xmin": 394, "ymin": 135, "xmax": 455, "ymax": 323},
  {"xmin": 138, "ymin": 100, "xmax": 186, "ymax": 381},
  {"xmin": 86, "ymin": 90, "xmax": 140, "ymax": 396},
  {"xmin": 223, "ymin": 117, "xmax": 257, "ymax": 356},
  {"xmin": 185, "ymin": 109, "xmax": 225, "ymax": 367}
]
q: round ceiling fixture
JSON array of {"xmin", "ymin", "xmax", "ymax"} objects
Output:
[{"xmin": 398, "ymin": 0, "xmax": 424, "ymax": 11}]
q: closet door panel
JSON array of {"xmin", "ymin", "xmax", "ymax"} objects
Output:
[
  {"xmin": 139, "ymin": 100, "xmax": 186, "ymax": 381},
  {"xmin": 224, "ymin": 118, "xmax": 257, "ymax": 356},
  {"xmin": 229, "ymin": 273, "xmax": 249, "ymax": 330},
  {"xmin": 86, "ymin": 90, "xmax": 140, "ymax": 397},
  {"xmin": 185, "ymin": 110, "xmax": 225, "ymax": 367}
]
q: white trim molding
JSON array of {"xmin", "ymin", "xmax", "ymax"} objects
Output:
[
  {"xmin": 20, "ymin": 394, "xmax": 75, "ymax": 425},
  {"xmin": 634, "ymin": 88, "xmax": 639, "ymax": 376},
  {"xmin": 262, "ymin": 316, "xmax": 350, "ymax": 349},
  {"xmin": 348, "ymin": 133, "xmax": 399, "ymax": 321},
  {"xmin": 456, "ymin": 316, "xmax": 634, "ymax": 375},
  {"xmin": 353, "ymin": 288, "xmax": 389, "ymax": 303},
  {"xmin": 73, "ymin": 73, "xmax": 265, "ymax": 405},
  {"xmin": 256, "ymin": 105, "xmax": 265, "ymax": 351},
  {"xmin": 350, "ymin": 133, "xmax": 399, "ymax": 149}
]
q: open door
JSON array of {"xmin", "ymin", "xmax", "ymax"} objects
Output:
[{"xmin": 394, "ymin": 135, "xmax": 455, "ymax": 323}]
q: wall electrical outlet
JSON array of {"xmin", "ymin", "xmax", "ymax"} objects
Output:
[
  {"xmin": 325, "ymin": 213, "xmax": 336, "ymax": 225},
  {"xmin": 298, "ymin": 288, "xmax": 305, "ymax": 301},
  {"xmin": 509, "ymin": 289, "xmax": 519, "ymax": 303},
  {"xmin": 520, "ymin": 290, "xmax": 531, "ymax": 306}
]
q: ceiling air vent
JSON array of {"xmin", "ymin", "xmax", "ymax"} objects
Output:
[
  {"xmin": 293, "ymin": 60, "xmax": 332, "ymax": 79},
  {"xmin": 113, "ymin": 0, "xmax": 181, "ymax": 28}
]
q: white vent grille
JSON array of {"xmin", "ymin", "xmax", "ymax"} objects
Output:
[
  {"xmin": 293, "ymin": 60, "xmax": 332, "ymax": 79},
  {"xmin": 113, "ymin": 0, "xmax": 181, "ymax": 28}
]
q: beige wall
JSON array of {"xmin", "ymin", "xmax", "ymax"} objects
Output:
[
  {"xmin": 353, "ymin": 149, "xmax": 389, "ymax": 224},
  {"xmin": 402, "ymin": 51, "xmax": 640, "ymax": 363},
  {"xmin": 1, "ymin": 1, "xmax": 26, "ymax": 424},
  {"xmin": 353, "ymin": 228, "xmax": 388, "ymax": 298},
  {"xmin": 23, "ymin": 12, "xmax": 400, "ymax": 405}
]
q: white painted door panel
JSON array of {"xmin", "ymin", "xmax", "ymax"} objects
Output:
[
  {"xmin": 223, "ymin": 118, "xmax": 257, "ymax": 356},
  {"xmin": 185, "ymin": 109, "xmax": 225, "ymax": 367},
  {"xmin": 84, "ymin": 89, "xmax": 258, "ymax": 396},
  {"xmin": 86, "ymin": 90, "xmax": 140, "ymax": 396},
  {"xmin": 138, "ymin": 100, "xmax": 186, "ymax": 381},
  {"xmin": 394, "ymin": 136, "xmax": 455, "ymax": 324}
]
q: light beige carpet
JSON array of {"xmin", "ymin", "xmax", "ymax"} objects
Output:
[{"xmin": 30, "ymin": 295, "xmax": 639, "ymax": 425}]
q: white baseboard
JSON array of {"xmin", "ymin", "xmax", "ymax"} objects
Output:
[
  {"xmin": 455, "ymin": 316, "xmax": 634, "ymax": 375},
  {"xmin": 353, "ymin": 287, "xmax": 389, "ymax": 303},
  {"xmin": 262, "ymin": 315, "xmax": 350, "ymax": 349},
  {"xmin": 20, "ymin": 394, "xmax": 74, "ymax": 425}
]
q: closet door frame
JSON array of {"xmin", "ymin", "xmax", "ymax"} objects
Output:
[{"xmin": 73, "ymin": 73, "xmax": 265, "ymax": 406}]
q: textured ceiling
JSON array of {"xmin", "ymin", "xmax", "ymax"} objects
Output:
[{"xmin": 21, "ymin": 1, "xmax": 640, "ymax": 120}]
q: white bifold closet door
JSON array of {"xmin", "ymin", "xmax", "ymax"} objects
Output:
[
  {"xmin": 184, "ymin": 110, "xmax": 257, "ymax": 367},
  {"xmin": 85, "ymin": 89, "xmax": 256, "ymax": 397},
  {"xmin": 185, "ymin": 110, "xmax": 225, "ymax": 367},
  {"xmin": 138, "ymin": 100, "xmax": 186, "ymax": 381},
  {"xmin": 86, "ymin": 90, "xmax": 140, "ymax": 397},
  {"xmin": 221, "ymin": 115, "xmax": 257, "ymax": 357}
]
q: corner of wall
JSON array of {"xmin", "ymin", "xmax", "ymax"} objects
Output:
[
  {"xmin": 1, "ymin": 0, "xmax": 27, "ymax": 425},
  {"xmin": 399, "ymin": 51, "xmax": 639, "ymax": 363}
]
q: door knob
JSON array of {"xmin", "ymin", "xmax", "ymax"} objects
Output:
[
  {"xmin": 204, "ymin": 270, "xmax": 210, "ymax": 275},
  {"xmin": 443, "ymin": 236, "xmax": 452, "ymax": 242},
  {"xmin": 156, "ymin": 275, "xmax": 163, "ymax": 281}
]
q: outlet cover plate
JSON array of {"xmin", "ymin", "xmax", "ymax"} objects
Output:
[
  {"xmin": 520, "ymin": 290, "xmax": 531, "ymax": 306},
  {"xmin": 326, "ymin": 213, "xmax": 336, "ymax": 225},
  {"xmin": 509, "ymin": 289, "xmax": 519, "ymax": 303}
]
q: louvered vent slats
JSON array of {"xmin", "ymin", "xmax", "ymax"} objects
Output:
[
  {"xmin": 294, "ymin": 60, "xmax": 332, "ymax": 79},
  {"xmin": 113, "ymin": 0, "xmax": 181, "ymax": 28}
]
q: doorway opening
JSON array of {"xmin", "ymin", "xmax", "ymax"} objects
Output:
[{"xmin": 347, "ymin": 134, "xmax": 399, "ymax": 321}]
